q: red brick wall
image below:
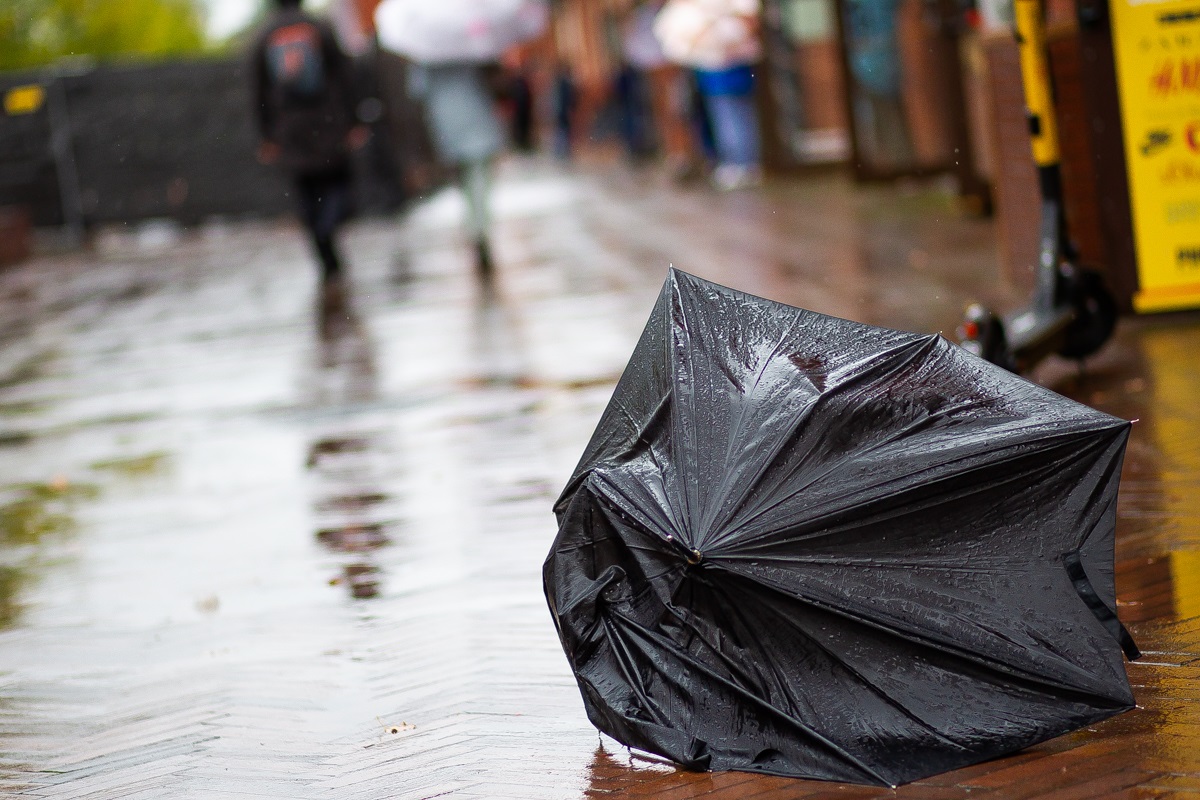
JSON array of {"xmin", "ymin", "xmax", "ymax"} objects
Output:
[
  {"xmin": 982, "ymin": 31, "xmax": 1040, "ymax": 291},
  {"xmin": 0, "ymin": 206, "xmax": 31, "ymax": 267}
]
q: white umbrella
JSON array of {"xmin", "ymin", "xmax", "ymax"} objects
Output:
[
  {"xmin": 374, "ymin": 0, "xmax": 549, "ymax": 64},
  {"xmin": 653, "ymin": 0, "xmax": 762, "ymax": 70}
]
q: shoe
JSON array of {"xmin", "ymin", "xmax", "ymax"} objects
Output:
[
  {"xmin": 475, "ymin": 237, "xmax": 494, "ymax": 285},
  {"xmin": 712, "ymin": 164, "xmax": 763, "ymax": 191},
  {"xmin": 667, "ymin": 156, "xmax": 705, "ymax": 185},
  {"xmin": 321, "ymin": 275, "xmax": 347, "ymax": 309}
]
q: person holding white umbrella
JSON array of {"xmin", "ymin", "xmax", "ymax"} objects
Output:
[{"xmin": 374, "ymin": 0, "xmax": 549, "ymax": 284}]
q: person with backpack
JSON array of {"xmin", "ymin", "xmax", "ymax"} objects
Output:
[{"xmin": 251, "ymin": 0, "xmax": 367, "ymax": 295}]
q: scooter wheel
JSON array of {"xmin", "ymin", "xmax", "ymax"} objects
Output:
[{"xmin": 1057, "ymin": 268, "xmax": 1118, "ymax": 359}]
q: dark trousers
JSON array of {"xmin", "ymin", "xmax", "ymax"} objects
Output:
[{"xmin": 295, "ymin": 165, "xmax": 352, "ymax": 281}]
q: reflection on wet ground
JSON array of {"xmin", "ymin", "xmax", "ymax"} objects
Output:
[
  {"xmin": 307, "ymin": 291, "xmax": 392, "ymax": 601},
  {"xmin": 0, "ymin": 480, "xmax": 95, "ymax": 627},
  {"xmin": 0, "ymin": 158, "xmax": 1196, "ymax": 797}
]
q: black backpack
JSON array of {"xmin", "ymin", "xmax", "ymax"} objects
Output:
[{"xmin": 265, "ymin": 21, "xmax": 327, "ymax": 100}]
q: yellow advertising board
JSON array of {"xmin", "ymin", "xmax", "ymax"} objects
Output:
[
  {"xmin": 1111, "ymin": 0, "xmax": 1200, "ymax": 312},
  {"xmin": 3, "ymin": 85, "xmax": 45, "ymax": 116}
]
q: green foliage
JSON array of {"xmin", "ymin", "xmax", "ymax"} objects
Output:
[
  {"xmin": 89, "ymin": 451, "xmax": 173, "ymax": 479},
  {"xmin": 0, "ymin": 480, "xmax": 98, "ymax": 546},
  {"xmin": 0, "ymin": 0, "xmax": 209, "ymax": 72},
  {"xmin": 0, "ymin": 479, "xmax": 99, "ymax": 628}
]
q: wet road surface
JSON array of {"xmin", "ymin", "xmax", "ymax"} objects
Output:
[{"xmin": 0, "ymin": 158, "xmax": 1197, "ymax": 798}]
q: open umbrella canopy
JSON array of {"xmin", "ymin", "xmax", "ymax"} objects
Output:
[
  {"xmin": 544, "ymin": 270, "xmax": 1139, "ymax": 787},
  {"xmin": 374, "ymin": 0, "xmax": 548, "ymax": 64}
]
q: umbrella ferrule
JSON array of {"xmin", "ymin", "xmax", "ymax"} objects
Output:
[{"xmin": 686, "ymin": 549, "xmax": 704, "ymax": 566}]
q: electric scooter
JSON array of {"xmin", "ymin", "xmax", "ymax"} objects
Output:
[{"xmin": 957, "ymin": 0, "xmax": 1117, "ymax": 372}]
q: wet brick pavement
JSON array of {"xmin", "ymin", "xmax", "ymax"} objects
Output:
[{"xmin": 0, "ymin": 159, "xmax": 1198, "ymax": 798}]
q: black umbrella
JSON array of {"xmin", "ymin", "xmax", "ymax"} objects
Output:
[{"xmin": 544, "ymin": 270, "xmax": 1139, "ymax": 787}]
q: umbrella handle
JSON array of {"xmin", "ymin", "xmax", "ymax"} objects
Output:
[{"xmin": 1063, "ymin": 550, "xmax": 1141, "ymax": 661}]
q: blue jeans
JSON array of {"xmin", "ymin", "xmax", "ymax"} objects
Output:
[{"xmin": 704, "ymin": 92, "xmax": 761, "ymax": 168}]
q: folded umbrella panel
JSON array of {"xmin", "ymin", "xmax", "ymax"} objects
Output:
[
  {"xmin": 546, "ymin": 269, "xmax": 1137, "ymax": 785},
  {"xmin": 550, "ymin": 481, "xmax": 1130, "ymax": 786},
  {"xmin": 571, "ymin": 272, "xmax": 1125, "ymax": 558},
  {"xmin": 548, "ymin": 486, "xmax": 893, "ymax": 785}
]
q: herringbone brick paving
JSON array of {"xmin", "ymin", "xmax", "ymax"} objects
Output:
[{"xmin": 0, "ymin": 160, "xmax": 1196, "ymax": 798}]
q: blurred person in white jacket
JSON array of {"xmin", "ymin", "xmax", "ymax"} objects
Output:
[{"xmin": 654, "ymin": 0, "xmax": 763, "ymax": 190}]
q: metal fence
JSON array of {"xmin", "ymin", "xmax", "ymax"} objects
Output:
[{"xmin": 0, "ymin": 54, "xmax": 424, "ymax": 230}]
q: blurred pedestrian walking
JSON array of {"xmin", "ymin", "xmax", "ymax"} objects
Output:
[
  {"xmin": 414, "ymin": 63, "xmax": 506, "ymax": 281},
  {"xmin": 374, "ymin": 0, "xmax": 549, "ymax": 285},
  {"xmin": 553, "ymin": 0, "xmax": 618, "ymax": 158},
  {"xmin": 251, "ymin": 0, "xmax": 367, "ymax": 296},
  {"xmin": 654, "ymin": 0, "xmax": 764, "ymax": 190},
  {"xmin": 621, "ymin": 1, "xmax": 703, "ymax": 180},
  {"xmin": 497, "ymin": 49, "xmax": 538, "ymax": 153},
  {"xmin": 552, "ymin": 62, "xmax": 578, "ymax": 159}
]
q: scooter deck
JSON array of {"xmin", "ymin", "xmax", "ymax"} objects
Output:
[{"xmin": 1005, "ymin": 306, "xmax": 1074, "ymax": 371}]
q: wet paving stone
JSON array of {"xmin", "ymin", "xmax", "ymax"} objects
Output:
[{"xmin": 0, "ymin": 159, "xmax": 1197, "ymax": 797}]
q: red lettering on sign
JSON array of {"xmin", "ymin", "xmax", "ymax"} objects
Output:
[{"xmin": 1151, "ymin": 58, "xmax": 1200, "ymax": 96}]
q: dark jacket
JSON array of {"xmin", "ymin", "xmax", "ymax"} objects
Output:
[{"xmin": 251, "ymin": 8, "xmax": 358, "ymax": 174}]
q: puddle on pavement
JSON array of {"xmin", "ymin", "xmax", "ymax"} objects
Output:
[
  {"xmin": 314, "ymin": 492, "xmax": 389, "ymax": 514},
  {"xmin": 0, "ymin": 165, "xmax": 1196, "ymax": 797},
  {"xmin": 0, "ymin": 479, "xmax": 98, "ymax": 627},
  {"xmin": 307, "ymin": 291, "xmax": 396, "ymax": 601},
  {"xmin": 0, "ymin": 353, "xmax": 54, "ymax": 391},
  {"xmin": 316, "ymin": 521, "xmax": 393, "ymax": 553},
  {"xmin": 0, "ymin": 400, "xmax": 49, "ymax": 417},
  {"xmin": 336, "ymin": 562, "xmax": 381, "ymax": 599},
  {"xmin": 308, "ymin": 434, "xmax": 397, "ymax": 599},
  {"xmin": 88, "ymin": 451, "xmax": 172, "ymax": 479},
  {"xmin": 0, "ymin": 480, "xmax": 97, "ymax": 545}
]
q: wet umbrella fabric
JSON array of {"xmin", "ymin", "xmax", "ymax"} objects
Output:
[
  {"xmin": 544, "ymin": 270, "xmax": 1138, "ymax": 787},
  {"xmin": 374, "ymin": 0, "xmax": 548, "ymax": 64}
]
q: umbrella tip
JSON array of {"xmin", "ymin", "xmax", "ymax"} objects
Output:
[{"xmin": 687, "ymin": 549, "xmax": 703, "ymax": 565}]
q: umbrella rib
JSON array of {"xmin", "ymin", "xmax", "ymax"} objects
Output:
[
  {"xmin": 706, "ymin": 313, "xmax": 808, "ymax": 542},
  {"xmin": 744, "ymin": 583, "xmax": 973, "ymax": 753},
  {"xmin": 556, "ymin": 385, "xmax": 675, "ymax": 516},
  {"xmin": 670, "ymin": 281, "xmax": 700, "ymax": 542},
  {"xmin": 680, "ymin": 569, "xmax": 970, "ymax": 752},
  {"xmin": 622, "ymin": 389, "xmax": 692, "ymax": 541},
  {"xmin": 589, "ymin": 481, "xmax": 709, "ymax": 592},
  {"xmin": 589, "ymin": 472, "xmax": 681, "ymax": 546},
  {"xmin": 643, "ymin": 435, "xmax": 691, "ymax": 545},
  {"xmin": 725, "ymin": 426, "xmax": 1105, "ymax": 552},
  {"xmin": 599, "ymin": 614, "xmax": 675, "ymax": 730},
  {"xmin": 606, "ymin": 605, "xmax": 894, "ymax": 786},
  {"xmin": 708, "ymin": 563, "xmax": 1130, "ymax": 708},
  {"xmin": 707, "ymin": 335, "xmax": 941, "ymax": 547},
  {"xmin": 722, "ymin": 352, "xmax": 1050, "ymax": 542},
  {"xmin": 724, "ymin": 555, "xmax": 1024, "ymax": 574}
]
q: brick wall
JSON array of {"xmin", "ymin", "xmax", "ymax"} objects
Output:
[
  {"xmin": 0, "ymin": 205, "xmax": 31, "ymax": 266},
  {"xmin": 982, "ymin": 31, "xmax": 1041, "ymax": 291}
]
